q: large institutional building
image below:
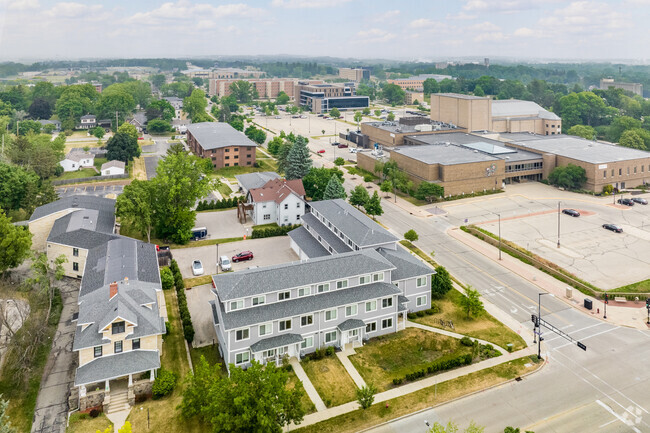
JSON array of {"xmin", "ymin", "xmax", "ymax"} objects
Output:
[
  {"xmin": 208, "ymin": 78, "xmax": 323, "ymax": 99},
  {"xmin": 186, "ymin": 122, "xmax": 258, "ymax": 169},
  {"xmin": 599, "ymin": 78, "xmax": 643, "ymax": 97},
  {"xmin": 338, "ymin": 67, "xmax": 370, "ymax": 82},
  {"xmin": 387, "ymin": 74, "xmax": 452, "ymax": 91},
  {"xmin": 294, "ymin": 82, "xmax": 369, "ymax": 113}
]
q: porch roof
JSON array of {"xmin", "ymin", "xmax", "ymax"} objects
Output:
[
  {"xmin": 250, "ymin": 333, "xmax": 303, "ymax": 353},
  {"xmin": 75, "ymin": 350, "xmax": 160, "ymax": 386},
  {"xmin": 337, "ymin": 318, "xmax": 366, "ymax": 332}
]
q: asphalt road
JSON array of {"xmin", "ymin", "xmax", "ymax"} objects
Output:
[{"xmin": 367, "ymin": 197, "xmax": 650, "ymax": 432}]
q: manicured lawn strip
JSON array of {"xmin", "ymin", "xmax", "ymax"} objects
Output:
[
  {"xmin": 217, "ymin": 182, "xmax": 232, "ymax": 197},
  {"xmin": 399, "ymin": 240, "xmax": 438, "ymax": 267},
  {"xmin": 413, "ymin": 289, "xmax": 526, "ymax": 351},
  {"xmin": 93, "ymin": 157, "xmax": 108, "ymax": 171},
  {"xmin": 294, "ymin": 357, "xmax": 539, "ymax": 433},
  {"xmin": 348, "ymin": 328, "xmax": 470, "ymax": 392},
  {"xmin": 287, "ymin": 370, "xmax": 317, "ymax": 415},
  {"xmin": 611, "ymin": 279, "xmax": 650, "ymax": 293},
  {"xmin": 119, "ymin": 223, "xmax": 242, "ymax": 249},
  {"xmin": 183, "ymin": 275, "xmax": 213, "ymax": 288},
  {"xmin": 56, "ymin": 167, "xmax": 98, "ymax": 180},
  {"xmin": 212, "ymin": 161, "xmax": 278, "ymax": 180},
  {"xmin": 189, "ymin": 345, "xmax": 228, "ymax": 377},
  {"xmin": 67, "ymin": 412, "xmax": 112, "ymax": 433},
  {"xmin": 301, "ymin": 356, "xmax": 358, "ymax": 407}
]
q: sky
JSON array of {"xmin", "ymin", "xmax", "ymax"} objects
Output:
[{"xmin": 0, "ymin": 0, "xmax": 648, "ymax": 62}]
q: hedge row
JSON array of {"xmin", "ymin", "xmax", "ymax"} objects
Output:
[
  {"xmin": 197, "ymin": 196, "xmax": 246, "ymax": 211},
  {"xmin": 251, "ymin": 223, "xmax": 301, "ymax": 239},
  {"xmin": 170, "ymin": 259, "xmax": 195, "ymax": 344},
  {"xmin": 406, "ymin": 307, "xmax": 439, "ymax": 320},
  {"xmin": 393, "ymin": 353, "xmax": 472, "ymax": 385}
]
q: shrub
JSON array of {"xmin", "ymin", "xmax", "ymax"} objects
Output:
[
  {"xmin": 392, "ymin": 378, "xmax": 403, "ymax": 386},
  {"xmin": 152, "ymin": 368, "xmax": 177, "ymax": 399},
  {"xmin": 416, "ymin": 311, "xmax": 426, "ymax": 317},
  {"xmin": 163, "ymin": 321, "xmax": 171, "ymax": 340},
  {"xmin": 251, "ymin": 223, "xmax": 301, "ymax": 238},
  {"xmin": 356, "ymin": 384, "xmax": 377, "ymax": 409},
  {"xmin": 183, "ymin": 324, "xmax": 195, "ymax": 344},
  {"xmin": 311, "ymin": 348, "xmax": 325, "ymax": 360},
  {"xmin": 170, "ymin": 259, "xmax": 180, "ymax": 276},
  {"xmin": 334, "ymin": 157, "xmax": 345, "ymax": 166},
  {"xmin": 407, "ymin": 312, "xmax": 417, "ymax": 320},
  {"xmin": 363, "ymin": 174, "xmax": 374, "ymax": 182},
  {"xmin": 160, "ymin": 267, "xmax": 174, "ymax": 290},
  {"xmin": 325, "ymin": 346, "xmax": 335, "ymax": 356},
  {"xmin": 174, "ymin": 273, "xmax": 184, "ymax": 291},
  {"xmin": 424, "ymin": 308, "xmax": 435, "ymax": 315},
  {"xmin": 404, "ymin": 229, "xmax": 419, "ymax": 242},
  {"xmin": 89, "ymin": 409, "xmax": 100, "ymax": 418},
  {"xmin": 460, "ymin": 336, "xmax": 474, "ymax": 346}
]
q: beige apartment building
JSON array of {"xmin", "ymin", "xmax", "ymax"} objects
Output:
[
  {"xmin": 208, "ymin": 78, "xmax": 323, "ymax": 99},
  {"xmin": 387, "ymin": 74, "xmax": 452, "ymax": 90},
  {"xmin": 430, "ymin": 93, "xmax": 561, "ymax": 135},
  {"xmin": 338, "ymin": 67, "xmax": 370, "ymax": 82},
  {"xmin": 600, "ymin": 78, "xmax": 643, "ymax": 96},
  {"xmin": 405, "ymin": 91, "xmax": 425, "ymax": 105}
]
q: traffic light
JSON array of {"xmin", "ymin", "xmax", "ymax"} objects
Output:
[
  {"xmin": 646, "ymin": 298, "xmax": 650, "ymax": 309},
  {"xmin": 531, "ymin": 314, "xmax": 539, "ymax": 327},
  {"xmin": 604, "ymin": 294, "xmax": 608, "ymax": 304}
]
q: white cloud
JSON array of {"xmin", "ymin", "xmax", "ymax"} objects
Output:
[
  {"xmin": 373, "ymin": 9, "xmax": 400, "ymax": 22},
  {"xmin": 463, "ymin": 0, "xmax": 552, "ymax": 13},
  {"xmin": 469, "ymin": 21, "xmax": 501, "ymax": 32},
  {"xmin": 356, "ymin": 28, "xmax": 395, "ymax": 43},
  {"xmin": 8, "ymin": 0, "xmax": 39, "ymax": 10},
  {"xmin": 446, "ymin": 11, "xmax": 477, "ymax": 20},
  {"xmin": 44, "ymin": 2, "xmax": 103, "ymax": 18},
  {"xmin": 410, "ymin": 18, "xmax": 435, "ymax": 29},
  {"xmin": 125, "ymin": 1, "xmax": 264, "ymax": 25},
  {"xmin": 513, "ymin": 27, "xmax": 535, "ymax": 36},
  {"xmin": 271, "ymin": 0, "xmax": 352, "ymax": 8},
  {"xmin": 474, "ymin": 32, "xmax": 507, "ymax": 42}
]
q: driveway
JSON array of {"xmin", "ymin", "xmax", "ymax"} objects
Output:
[
  {"xmin": 172, "ymin": 236, "xmax": 299, "ymax": 279},
  {"xmin": 194, "ymin": 209, "xmax": 254, "ymax": 239},
  {"xmin": 31, "ymin": 279, "xmax": 79, "ymax": 433},
  {"xmin": 185, "ymin": 284, "xmax": 217, "ymax": 347}
]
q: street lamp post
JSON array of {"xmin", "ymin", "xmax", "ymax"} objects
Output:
[
  {"xmin": 497, "ymin": 213, "xmax": 502, "ymax": 260},
  {"xmin": 216, "ymin": 243, "xmax": 219, "ymax": 275},
  {"xmin": 557, "ymin": 201, "xmax": 561, "ymax": 248},
  {"xmin": 537, "ymin": 292, "xmax": 553, "ymax": 359},
  {"xmin": 603, "ymin": 293, "xmax": 607, "ymax": 319}
]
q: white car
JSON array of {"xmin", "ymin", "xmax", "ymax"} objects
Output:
[
  {"xmin": 219, "ymin": 255, "xmax": 231, "ymax": 271},
  {"xmin": 349, "ymin": 148, "xmax": 358, "ymax": 154},
  {"xmin": 191, "ymin": 260, "xmax": 204, "ymax": 276}
]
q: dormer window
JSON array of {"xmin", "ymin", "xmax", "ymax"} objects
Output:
[{"xmin": 112, "ymin": 321, "xmax": 125, "ymax": 335}]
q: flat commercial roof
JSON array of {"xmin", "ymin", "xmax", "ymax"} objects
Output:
[
  {"xmin": 436, "ymin": 93, "xmax": 488, "ymax": 100},
  {"xmin": 363, "ymin": 121, "xmax": 458, "ymax": 134},
  {"xmin": 394, "ymin": 144, "xmax": 500, "ymax": 165},
  {"xmin": 502, "ymin": 134, "xmax": 650, "ymax": 164},
  {"xmin": 491, "ymin": 100, "xmax": 560, "ymax": 121},
  {"xmin": 186, "ymin": 122, "xmax": 258, "ymax": 150}
]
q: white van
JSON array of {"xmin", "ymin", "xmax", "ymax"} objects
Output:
[{"xmin": 219, "ymin": 255, "xmax": 232, "ymax": 271}]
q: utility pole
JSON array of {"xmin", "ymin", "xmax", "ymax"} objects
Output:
[
  {"xmin": 557, "ymin": 201, "xmax": 561, "ymax": 248},
  {"xmin": 603, "ymin": 293, "xmax": 607, "ymax": 319},
  {"xmin": 497, "ymin": 213, "xmax": 502, "ymax": 260},
  {"xmin": 116, "ymin": 111, "xmax": 119, "ymax": 130}
]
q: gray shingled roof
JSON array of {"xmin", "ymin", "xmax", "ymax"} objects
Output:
[
  {"xmin": 186, "ymin": 122, "xmax": 258, "ymax": 150},
  {"xmin": 48, "ymin": 229, "xmax": 117, "ymax": 250},
  {"xmin": 235, "ymin": 172, "xmax": 280, "ymax": 192},
  {"xmin": 212, "ymin": 248, "xmax": 394, "ymax": 301},
  {"xmin": 301, "ymin": 213, "xmax": 352, "ymax": 253},
  {"xmin": 101, "ymin": 160, "xmax": 125, "ymax": 171},
  {"xmin": 287, "ymin": 226, "xmax": 330, "ymax": 258},
  {"xmin": 75, "ymin": 350, "xmax": 160, "ymax": 386},
  {"xmin": 250, "ymin": 334, "xmax": 303, "ymax": 353},
  {"xmin": 215, "ymin": 281, "xmax": 401, "ymax": 330},
  {"xmin": 398, "ymin": 295, "xmax": 409, "ymax": 304},
  {"xmin": 376, "ymin": 247, "xmax": 433, "ymax": 281},
  {"xmin": 308, "ymin": 199, "xmax": 398, "ymax": 247},
  {"xmin": 30, "ymin": 195, "xmax": 115, "ymax": 227},
  {"xmin": 337, "ymin": 318, "xmax": 365, "ymax": 331}
]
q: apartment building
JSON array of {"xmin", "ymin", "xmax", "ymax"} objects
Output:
[
  {"xmin": 208, "ymin": 78, "xmax": 323, "ymax": 99},
  {"xmin": 405, "ymin": 91, "xmax": 425, "ymax": 105},
  {"xmin": 338, "ymin": 67, "xmax": 370, "ymax": 82},
  {"xmin": 600, "ymin": 78, "xmax": 643, "ymax": 96},
  {"xmin": 186, "ymin": 122, "xmax": 257, "ymax": 169},
  {"xmin": 294, "ymin": 82, "xmax": 369, "ymax": 114},
  {"xmin": 387, "ymin": 74, "xmax": 452, "ymax": 90}
]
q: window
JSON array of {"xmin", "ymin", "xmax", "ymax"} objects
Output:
[
  {"xmin": 635, "ymin": 166, "xmax": 637, "ymax": 174},
  {"xmin": 252, "ymin": 296, "xmax": 265, "ymax": 306},
  {"xmin": 225, "ymin": 156, "xmax": 230, "ymax": 160},
  {"xmin": 325, "ymin": 308, "xmax": 337, "ymax": 321},
  {"xmin": 279, "ymin": 319, "xmax": 292, "ymax": 331},
  {"xmin": 336, "ymin": 280, "xmax": 348, "ymax": 289},
  {"xmin": 416, "ymin": 277, "xmax": 427, "ymax": 288},
  {"xmin": 247, "ymin": 154, "xmax": 252, "ymax": 158},
  {"xmin": 382, "ymin": 297, "xmax": 393, "ymax": 308},
  {"xmin": 234, "ymin": 148, "xmax": 239, "ymax": 151},
  {"xmin": 284, "ymin": 204, "xmax": 289, "ymax": 210},
  {"xmin": 619, "ymin": 168, "xmax": 622, "ymax": 176},
  {"xmin": 359, "ymin": 275, "xmax": 370, "ymax": 284},
  {"xmin": 382, "ymin": 318, "xmax": 393, "ymax": 329},
  {"xmin": 263, "ymin": 349, "xmax": 276, "ymax": 358},
  {"xmin": 94, "ymin": 346, "xmax": 102, "ymax": 358},
  {"xmin": 643, "ymin": 166, "xmax": 646, "ymax": 173},
  {"xmin": 301, "ymin": 315, "xmax": 313, "ymax": 327},
  {"xmin": 112, "ymin": 321, "xmax": 125, "ymax": 334},
  {"xmin": 301, "ymin": 336, "xmax": 313, "ymax": 349},
  {"xmin": 132, "ymin": 338, "xmax": 140, "ymax": 350},
  {"xmin": 263, "ymin": 214, "xmax": 271, "ymax": 220},
  {"xmin": 236, "ymin": 352, "xmax": 250, "ymax": 365},
  {"xmin": 234, "ymin": 155, "xmax": 239, "ymax": 159},
  {"xmin": 296, "ymin": 215, "xmax": 301, "ymax": 220},
  {"xmin": 298, "ymin": 287, "xmax": 310, "ymax": 297},
  {"xmin": 73, "ymin": 262, "xmax": 79, "ymax": 271},
  {"xmin": 345, "ymin": 304, "xmax": 357, "ymax": 317},
  {"xmin": 235, "ymin": 328, "xmax": 249, "ymax": 341},
  {"xmin": 416, "ymin": 295, "xmax": 427, "ymax": 307},
  {"xmin": 372, "ymin": 273, "xmax": 384, "ymax": 282},
  {"xmin": 114, "ymin": 340, "xmax": 123, "ymax": 354},
  {"xmin": 317, "ymin": 283, "xmax": 330, "ymax": 293},
  {"xmin": 247, "ymin": 161, "xmax": 252, "ymax": 165},
  {"xmin": 325, "ymin": 331, "xmax": 337, "ymax": 343},
  {"xmin": 365, "ymin": 300, "xmax": 377, "ymax": 312},
  {"xmin": 603, "ymin": 170, "xmax": 607, "ymax": 178},
  {"xmin": 627, "ymin": 167, "xmax": 630, "ymax": 175},
  {"xmin": 225, "ymin": 149, "xmax": 230, "ymax": 152},
  {"xmin": 612, "ymin": 169, "xmax": 615, "ymax": 176},
  {"xmin": 296, "ymin": 202, "xmax": 301, "ymax": 208},
  {"xmin": 230, "ymin": 300, "xmax": 244, "ymax": 311},
  {"xmin": 278, "ymin": 291, "xmax": 291, "ymax": 301},
  {"xmin": 225, "ymin": 163, "xmax": 230, "ymax": 167},
  {"xmin": 259, "ymin": 323, "xmax": 272, "ymax": 336},
  {"xmin": 366, "ymin": 322, "xmax": 377, "ymax": 333},
  {"xmin": 234, "ymin": 163, "xmax": 238, "ymax": 166},
  {"xmin": 73, "ymin": 248, "xmax": 79, "ymax": 257}
]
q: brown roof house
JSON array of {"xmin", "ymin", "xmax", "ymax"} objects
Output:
[{"xmin": 246, "ymin": 178, "xmax": 305, "ymax": 226}]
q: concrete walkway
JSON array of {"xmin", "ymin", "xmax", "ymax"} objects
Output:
[
  {"xmin": 406, "ymin": 321, "xmax": 509, "ymax": 353},
  {"xmin": 287, "ymin": 345, "xmax": 538, "ymax": 430},
  {"xmin": 289, "ymin": 357, "xmax": 327, "ymax": 412},
  {"xmin": 105, "ymin": 409, "xmax": 130, "ymax": 433},
  {"xmin": 336, "ymin": 347, "xmax": 367, "ymax": 389}
]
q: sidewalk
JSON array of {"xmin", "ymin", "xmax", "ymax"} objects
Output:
[
  {"xmin": 407, "ymin": 321, "xmax": 510, "ymax": 353},
  {"xmin": 336, "ymin": 348, "xmax": 366, "ymax": 389},
  {"xmin": 447, "ymin": 226, "xmax": 647, "ymax": 329},
  {"xmin": 289, "ymin": 358, "xmax": 327, "ymax": 412}
]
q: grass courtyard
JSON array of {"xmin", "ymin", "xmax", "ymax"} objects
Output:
[
  {"xmin": 348, "ymin": 327, "xmax": 472, "ymax": 392},
  {"xmin": 301, "ymin": 355, "xmax": 358, "ymax": 407}
]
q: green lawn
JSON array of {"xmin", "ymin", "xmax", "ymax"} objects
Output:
[
  {"xmin": 217, "ymin": 182, "xmax": 232, "ymax": 198},
  {"xmin": 189, "ymin": 345, "xmax": 228, "ymax": 376},
  {"xmin": 287, "ymin": 370, "xmax": 317, "ymax": 415},
  {"xmin": 93, "ymin": 157, "xmax": 107, "ymax": 171},
  {"xmin": 212, "ymin": 161, "xmax": 278, "ymax": 180},
  {"xmin": 349, "ymin": 328, "xmax": 471, "ymax": 391},
  {"xmin": 67, "ymin": 412, "xmax": 112, "ymax": 433},
  {"xmin": 301, "ymin": 355, "xmax": 358, "ymax": 407},
  {"xmin": 413, "ymin": 289, "xmax": 527, "ymax": 351},
  {"xmin": 56, "ymin": 167, "xmax": 98, "ymax": 180},
  {"xmin": 610, "ymin": 279, "xmax": 650, "ymax": 293}
]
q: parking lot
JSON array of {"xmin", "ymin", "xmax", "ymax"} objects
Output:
[
  {"xmin": 194, "ymin": 209, "xmax": 254, "ymax": 239},
  {"xmin": 172, "ymin": 236, "xmax": 299, "ymax": 279},
  {"xmin": 443, "ymin": 183, "xmax": 650, "ymax": 290}
]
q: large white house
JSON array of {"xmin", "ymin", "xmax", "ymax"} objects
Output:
[
  {"xmin": 246, "ymin": 178, "xmax": 306, "ymax": 226},
  {"xmin": 59, "ymin": 150, "xmax": 95, "ymax": 172}
]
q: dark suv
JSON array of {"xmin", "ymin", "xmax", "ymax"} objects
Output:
[
  {"xmin": 562, "ymin": 209, "xmax": 580, "ymax": 217},
  {"xmin": 232, "ymin": 251, "xmax": 254, "ymax": 262},
  {"xmin": 617, "ymin": 198, "xmax": 635, "ymax": 206}
]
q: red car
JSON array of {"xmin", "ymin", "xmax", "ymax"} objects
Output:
[
  {"xmin": 232, "ymin": 251, "xmax": 254, "ymax": 262},
  {"xmin": 338, "ymin": 143, "xmax": 348, "ymax": 148},
  {"xmin": 317, "ymin": 149, "xmax": 326, "ymax": 154}
]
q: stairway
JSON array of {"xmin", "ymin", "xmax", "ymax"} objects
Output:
[{"xmin": 105, "ymin": 383, "xmax": 130, "ymax": 414}]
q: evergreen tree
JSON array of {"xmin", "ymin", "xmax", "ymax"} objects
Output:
[
  {"xmin": 285, "ymin": 136, "xmax": 312, "ymax": 180},
  {"xmin": 323, "ymin": 175, "xmax": 346, "ymax": 200},
  {"xmin": 276, "ymin": 141, "xmax": 293, "ymax": 174},
  {"xmin": 349, "ymin": 185, "xmax": 370, "ymax": 208},
  {"xmin": 364, "ymin": 191, "xmax": 383, "ymax": 220}
]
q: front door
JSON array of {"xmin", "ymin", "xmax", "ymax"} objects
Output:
[{"xmin": 349, "ymin": 329, "xmax": 359, "ymax": 342}]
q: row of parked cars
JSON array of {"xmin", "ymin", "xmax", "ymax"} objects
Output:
[
  {"xmin": 560, "ymin": 195, "xmax": 647, "ymax": 235},
  {"xmin": 192, "ymin": 251, "xmax": 255, "ymax": 276}
]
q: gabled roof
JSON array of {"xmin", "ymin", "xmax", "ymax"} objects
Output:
[
  {"xmin": 248, "ymin": 178, "xmax": 305, "ymax": 204},
  {"xmin": 212, "ymin": 248, "xmax": 394, "ymax": 301},
  {"xmin": 235, "ymin": 172, "xmax": 280, "ymax": 191},
  {"xmin": 75, "ymin": 350, "xmax": 160, "ymax": 386},
  {"xmin": 64, "ymin": 150, "xmax": 94, "ymax": 163},
  {"xmin": 30, "ymin": 195, "xmax": 115, "ymax": 228},
  {"xmin": 301, "ymin": 213, "xmax": 351, "ymax": 253},
  {"xmin": 186, "ymin": 122, "xmax": 258, "ymax": 150},
  {"xmin": 337, "ymin": 318, "xmax": 365, "ymax": 331},
  {"xmin": 101, "ymin": 160, "xmax": 125, "ymax": 171},
  {"xmin": 80, "ymin": 114, "xmax": 96, "ymax": 120},
  {"xmin": 250, "ymin": 334, "xmax": 303, "ymax": 353},
  {"xmin": 308, "ymin": 199, "xmax": 398, "ymax": 247},
  {"xmin": 287, "ymin": 226, "xmax": 330, "ymax": 258},
  {"xmin": 376, "ymin": 247, "xmax": 434, "ymax": 281}
]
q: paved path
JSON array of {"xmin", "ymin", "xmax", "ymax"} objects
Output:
[
  {"xmin": 336, "ymin": 348, "xmax": 367, "ymax": 389},
  {"xmin": 289, "ymin": 358, "xmax": 327, "ymax": 412},
  {"xmin": 106, "ymin": 409, "xmax": 130, "ymax": 432},
  {"xmin": 406, "ymin": 321, "xmax": 509, "ymax": 353},
  {"xmin": 31, "ymin": 280, "xmax": 79, "ymax": 433}
]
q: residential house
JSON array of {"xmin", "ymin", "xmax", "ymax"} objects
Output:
[
  {"xmin": 235, "ymin": 171, "xmax": 280, "ymax": 195},
  {"xmin": 246, "ymin": 178, "xmax": 305, "ymax": 226},
  {"xmin": 77, "ymin": 114, "xmax": 97, "ymax": 130},
  {"xmin": 59, "ymin": 150, "xmax": 95, "ymax": 172},
  {"xmin": 101, "ymin": 160, "xmax": 126, "ymax": 176},
  {"xmin": 38, "ymin": 119, "xmax": 61, "ymax": 132}
]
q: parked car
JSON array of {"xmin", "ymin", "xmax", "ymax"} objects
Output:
[
  {"xmin": 191, "ymin": 226, "xmax": 208, "ymax": 241},
  {"xmin": 338, "ymin": 143, "xmax": 348, "ymax": 148},
  {"xmin": 562, "ymin": 209, "xmax": 580, "ymax": 217},
  {"xmin": 219, "ymin": 255, "xmax": 231, "ymax": 271},
  {"xmin": 192, "ymin": 260, "xmax": 204, "ymax": 276},
  {"xmin": 317, "ymin": 114, "xmax": 324, "ymax": 117},
  {"xmin": 602, "ymin": 223, "xmax": 623, "ymax": 233},
  {"xmin": 300, "ymin": 115, "xmax": 308, "ymax": 119},
  {"xmin": 274, "ymin": 116, "xmax": 281, "ymax": 119},
  {"xmin": 617, "ymin": 198, "xmax": 635, "ymax": 206},
  {"xmin": 232, "ymin": 251, "xmax": 254, "ymax": 262},
  {"xmin": 331, "ymin": 141, "xmax": 340, "ymax": 146},
  {"xmin": 349, "ymin": 148, "xmax": 358, "ymax": 153},
  {"xmin": 317, "ymin": 149, "xmax": 326, "ymax": 154},
  {"xmin": 632, "ymin": 197, "xmax": 648, "ymax": 205}
]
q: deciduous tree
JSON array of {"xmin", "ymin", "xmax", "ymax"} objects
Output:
[
  {"xmin": 404, "ymin": 229, "xmax": 418, "ymax": 242},
  {"xmin": 431, "ymin": 265, "xmax": 452, "ymax": 299},
  {"xmin": 364, "ymin": 191, "xmax": 383, "ymax": 220},
  {"xmin": 356, "ymin": 384, "xmax": 377, "ymax": 409},
  {"xmin": 106, "ymin": 132, "xmax": 140, "ymax": 164},
  {"xmin": 547, "ymin": 164, "xmax": 587, "ymax": 190},
  {"xmin": 116, "ymin": 179, "xmax": 157, "ymax": 243},
  {"xmin": 329, "ymin": 107, "xmax": 340, "ymax": 118},
  {"xmin": 229, "ymin": 81, "xmax": 258, "ymax": 104},
  {"xmin": 302, "ymin": 167, "xmax": 344, "ymax": 201},
  {"xmin": 349, "ymin": 185, "xmax": 370, "ymax": 208},
  {"xmin": 459, "ymin": 285, "xmax": 484, "ymax": 319},
  {"xmin": 0, "ymin": 210, "xmax": 32, "ymax": 274}
]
